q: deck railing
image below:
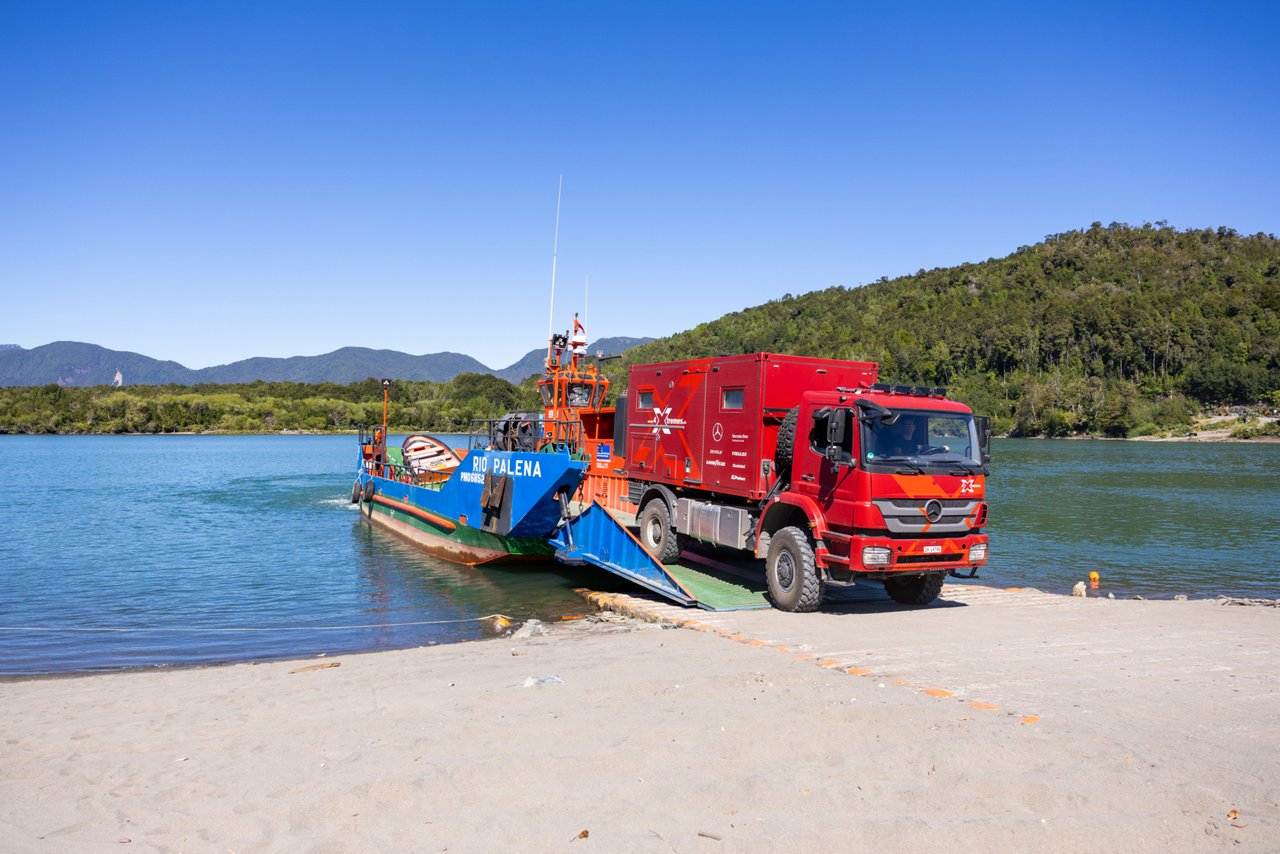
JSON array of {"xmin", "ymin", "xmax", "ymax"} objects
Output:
[{"xmin": 467, "ymin": 416, "xmax": 586, "ymax": 458}]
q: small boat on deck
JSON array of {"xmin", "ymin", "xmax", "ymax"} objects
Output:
[{"xmin": 400, "ymin": 434, "xmax": 461, "ymax": 474}]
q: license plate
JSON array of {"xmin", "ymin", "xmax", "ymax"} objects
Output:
[{"xmin": 923, "ymin": 545, "xmax": 942, "ymax": 554}]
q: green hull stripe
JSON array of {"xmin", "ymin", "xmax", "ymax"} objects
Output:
[{"xmin": 368, "ymin": 501, "xmax": 554, "ymax": 558}]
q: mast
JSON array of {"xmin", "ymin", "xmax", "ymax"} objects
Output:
[{"xmin": 547, "ymin": 174, "xmax": 563, "ymax": 341}]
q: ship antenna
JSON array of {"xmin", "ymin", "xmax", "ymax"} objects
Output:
[
  {"xmin": 547, "ymin": 174, "xmax": 563, "ymax": 340},
  {"xmin": 584, "ymin": 273, "xmax": 589, "ymax": 334}
]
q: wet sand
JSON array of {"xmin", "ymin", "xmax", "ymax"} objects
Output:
[{"xmin": 2, "ymin": 586, "xmax": 1276, "ymax": 851}]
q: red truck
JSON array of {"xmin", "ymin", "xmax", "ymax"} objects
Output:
[{"xmin": 620, "ymin": 353, "xmax": 991, "ymax": 611}]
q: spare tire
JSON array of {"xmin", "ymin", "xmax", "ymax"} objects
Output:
[{"xmin": 775, "ymin": 407, "xmax": 798, "ymax": 475}]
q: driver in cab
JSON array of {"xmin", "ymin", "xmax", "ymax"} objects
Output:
[{"xmin": 889, "ymin": 417, "xmax": 921, "ymax": 457}]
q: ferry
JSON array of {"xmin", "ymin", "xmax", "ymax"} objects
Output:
[{"xmin": 350, "ymin": 315, "xmax": 626, "ymax": 564}]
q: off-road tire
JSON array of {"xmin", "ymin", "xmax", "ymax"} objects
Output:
[
  {"xmin": 884, "ymin": 572, "xmax": 946, "ymax": 606},
  {"xmin": 766, "ymin": 526, "xmax": 823, "ymax": 612},
  {"xmin": 638, "ymin": 498, "xmax": 681, "ymax": 563},
  {"xmin": 775, "ymin": 407, "xmax": 799, "ymax": 475}
]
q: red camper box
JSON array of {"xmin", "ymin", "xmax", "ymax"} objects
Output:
[{"xmin": 624, "ymin": 353, "xmax": 879, "ymax": 500}]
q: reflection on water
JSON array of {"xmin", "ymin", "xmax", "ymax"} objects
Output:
[{"xmin": 0, "ymin": 435, "xmax": 1276, "ymax": 675}]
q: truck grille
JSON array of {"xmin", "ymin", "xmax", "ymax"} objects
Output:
[{"xmin": 873, "ymin": 499, "xmax": 981, "ymax": 535}]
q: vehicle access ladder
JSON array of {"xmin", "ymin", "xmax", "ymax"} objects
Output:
[{"xmin": 550, "ymin": 501, "xmax": 769, "ymax": 611}]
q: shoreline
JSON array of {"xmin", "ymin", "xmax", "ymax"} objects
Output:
[
  {"xmin": 4, "ymin": 587, "xmax": 1275, "ymax": 683},
  {"xmin": 2, "ymin": 585, "xmax": 1275, "ymax": 850}
]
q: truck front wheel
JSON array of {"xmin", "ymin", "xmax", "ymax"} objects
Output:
[
  {"xmin": 638, "ymin": 498, "xmax": 682, "ymax": 563},
  {"xmin": 883, "ymin": 572, "xmax": 946, "ymax": 606},
  {"xmin": 766, "ymin": 526, "xmax": 823, "ymax": 612}
]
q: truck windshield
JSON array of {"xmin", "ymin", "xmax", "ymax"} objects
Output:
[{"xmin": 861, "ymin": 408, "xmax": 981, "ymax": 473}]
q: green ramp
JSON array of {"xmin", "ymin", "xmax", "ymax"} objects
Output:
[
  {"xmin": 663, "ymin": 554, "xmax": 771, "ymax": 611},
  {"xmin": 553, "ymin": 501, "xmax": 771, "ymax": 610}
]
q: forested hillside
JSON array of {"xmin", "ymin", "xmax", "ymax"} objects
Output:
[
  {"xmin": 615, "ymin": 223, "xmax": 1280, "ymax": 436},
  {"xmin": 4, "ymin": 223, "xmax": 1277, "ymax": 437}
]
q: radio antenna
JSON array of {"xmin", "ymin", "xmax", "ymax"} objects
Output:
[
  {"xmin": 547, "ymin": 174, "xmax": 563, "ymax": 339},
  {"xmin": 584, "ymin": 273, "xmax": 589, "ymax": 333}
]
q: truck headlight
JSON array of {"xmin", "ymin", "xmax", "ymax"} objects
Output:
[
  {"xmin": 862, "ymin": 547, "xmax": 891, "ymax": 567},
  {"xmin": 969, "ymin": 543, "xmax": 988, "ymax": 562}
]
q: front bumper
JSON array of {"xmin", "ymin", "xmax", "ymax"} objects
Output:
[{"xmin": 820, "ymin": 532, "xmax": 989, "ymax": 577}]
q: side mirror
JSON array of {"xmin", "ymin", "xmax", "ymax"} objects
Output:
[
  {"xmin": 826, "ymin": 408, "xmax": 847, "ymax": 445},
  {"xmin": 975, "ymin": 416, "xmax": 993, "ymax": 470}
]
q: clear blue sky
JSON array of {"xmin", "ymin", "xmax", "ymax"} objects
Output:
[{"xmin": 2, "ymin": 1, "xmax": 1277, "ymax": 369}]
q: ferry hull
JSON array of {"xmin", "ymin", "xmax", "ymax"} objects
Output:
[
  {"xmin": 354, "ymin": 445, "xmax": 585, "ymax": 567},
  {"xmin": 362, "ymin": 497, "xmax": 553, "ymax": 565}
]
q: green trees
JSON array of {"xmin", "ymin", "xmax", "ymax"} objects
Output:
[
  {"xmin": 0, "ymin": 374, "xmax": 535, "ymax": 435},
  {"xmin": 615, "ymin": 223, "xmax": 1280, "ymax": 437}
]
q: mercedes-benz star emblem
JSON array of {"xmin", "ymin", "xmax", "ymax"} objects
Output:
[
  {"xmin": 712, "ymin": 423, "xmax": 724, "ymax": 441},
  {"xmin": 924, "ymin": 499, "xmax": 944, "ymax": 523}
]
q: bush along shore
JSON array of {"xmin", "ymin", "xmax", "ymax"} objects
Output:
[{"xmin": 0, "ymin": 374, "xmax": 540, "ymax": 435}]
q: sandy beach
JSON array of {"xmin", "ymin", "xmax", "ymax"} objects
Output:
[{"xmin": 2, "ymin": 584, "xmax": 1277, "ymax": 852}]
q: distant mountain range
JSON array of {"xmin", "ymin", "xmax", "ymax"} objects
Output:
[{"xmin": 0, "ymin": 337, "xmax": 653, "ymax": 387}]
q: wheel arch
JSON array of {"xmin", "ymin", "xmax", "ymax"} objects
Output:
[
  {"xmin": 636, "ymin": 482, "xmax": 678, "ymax": 516},
  {"xmin": 755, "ymin": 494, "xmax": 826, "ymax": 559}
]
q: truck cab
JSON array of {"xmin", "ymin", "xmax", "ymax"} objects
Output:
[{"xmin": 765, "ymin": 385, "xmax": 989, "ymax": 608}]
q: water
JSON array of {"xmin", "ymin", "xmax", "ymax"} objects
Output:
[
  {"xmin": 988, "ymin": 439, "xmax": 1280, "ymax": 599},
  {"xmin": 0, "ymin": 435, "xmax": 1277, "ymax": 676},
  {"xmin": 0, "ymin": 435, "xmax": 601, "ymax": 676}
]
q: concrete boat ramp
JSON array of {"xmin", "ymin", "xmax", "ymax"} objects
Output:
[{"xmin": 576, "ymin": 580, "xmax": 1280, "ymax": 841}]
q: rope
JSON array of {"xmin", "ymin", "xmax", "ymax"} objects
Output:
[{"xmin": 0, "ymin": 614, "xmax": 514, "ymax": 634}]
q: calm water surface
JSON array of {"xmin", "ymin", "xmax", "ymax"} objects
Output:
[
  {"xmin": 0, "ymin": 435, "xmax": 1276, "ymax": 675},
  {"xmin": 990, "ymin": 438, "xmax": 1280, "ymax": 599},
  {"xmin": 0, "ymin": 435, "xmax": 604, "ymax": 676}
]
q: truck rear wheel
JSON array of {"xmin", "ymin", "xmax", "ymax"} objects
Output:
[
  {"xmin": 884, "ymin": 573, "xmax": 946, "ymax": 606},
  {"xmin": 766, "ymin": 526, "xmax": 823, "ymax": 612},
  {"xmin": 638, "ymin": 498, "xmax": 681, "ymax": 563}
]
